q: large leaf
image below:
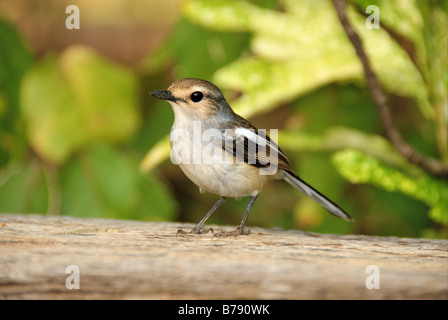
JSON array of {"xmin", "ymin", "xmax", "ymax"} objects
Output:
[
  {"xmin": 183, "ymin": 0, "xmax": 431, "ymax": 119},
  {"xmin": 141, "ymin": 19, "xmax": 250, "ymax": 80},
  {"xmin": 332, "ymin": 149, "xmax": 448, "ymax": 225},
  {"xmin": 279, "ymin": 126, "xmax": 417, "ymax": 173},
  {"xmin": 60, "ymin": 46, "xmax": 140, "ymax": 143},
  {"xmin": 20, "ymin": 55, "xmax": 87, "ymax": 164},
  {"xmin": 20, "ymin": 45, "xmax": 140, "ymax": 164}
]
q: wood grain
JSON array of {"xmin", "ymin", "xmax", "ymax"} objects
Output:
[{"xmin": 0, "ymin": 213, "xmax": 447, "ymax": 299}]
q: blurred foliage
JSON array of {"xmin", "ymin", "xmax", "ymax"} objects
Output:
[
  {"xmin": 0, "ymin": 0, "xmax": 447, "ymax": 238},
  {"xmin": 0, "ymin": 19, "xmax": 32, "ymax": 165},
  {"xmin": 21, "ymin": 45, "xmax": 140, "ymax": 163},
  {"xmin": 182, "ymin": 0, "xmax": 431, "ymax": 119},
  {"xmin": 333, "ymin": 150, "xmax": 448, "ymax": 225},
  {"xmin": 0, "ymin": 17, "xmax": 177, "ymax": 220}
]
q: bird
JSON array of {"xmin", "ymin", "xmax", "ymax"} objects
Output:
[{"xmin": 150, "ymin": 78, "xmax": 353, "ymax": 236}]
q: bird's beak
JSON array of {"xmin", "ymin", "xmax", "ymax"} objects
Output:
[{"xmin": 150, "ymin": 90, "xmax": 178, "ymax": 102}]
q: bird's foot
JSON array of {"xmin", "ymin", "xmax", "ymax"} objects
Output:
[
  {"xmin": 212, "ymin": 226, "xmax": 250, "ymax": 238},
  {"xmin": 176, "ymin": 226, "xmax": 214, "ymax": 235}
]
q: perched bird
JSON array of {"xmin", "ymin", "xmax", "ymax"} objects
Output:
[{"xmin": 150, "ymin": 78, "xmax": 352, "ymax": 236}]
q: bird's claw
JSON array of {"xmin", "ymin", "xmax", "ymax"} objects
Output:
[
  {"xmin": 176, "ymin": 226, "xmax": 214, "ymax": 235},
  {"xmin": 212, "ymin": 226, "xmax": 250, "ymax": 239}
]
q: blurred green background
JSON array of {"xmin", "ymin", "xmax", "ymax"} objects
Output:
[{"xmin": 0, "ymin": 0, "xmax": 446, "ymax": 238}]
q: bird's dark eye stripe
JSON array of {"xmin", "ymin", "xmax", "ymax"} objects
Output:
[{"xmin": 190, "ymin": 91, "xmax": 204, "ymax": 103}]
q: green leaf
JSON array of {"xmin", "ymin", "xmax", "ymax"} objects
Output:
[
  {"xmin": 214, "ymin": 56, "xmax": 360, "ymax": 118},
  {"xmin": 20, "ymin": 45, "xmax": 140, "ymax": 164},
  {"xmin": 181, "ymin": 0, "xmax": 256, "ymax": 32},
  {"xmin": 60, "ymin": 45, "xmax": 140, "ymax": 143},
  {"xmin": 60, "ymin": 155, "xmax": 104, "ymax": 218},
  {"xmin": 0, "ymin": 18, "xmax": 33, "ymax": 165},
  {"xmin": 279, "ymin": 126, "xmax": 421, "ymax": 175},
  {"xmin": 61, "ymin": 143, "xmax": 177, "ymax": 221},
  {"xmin": 83, "ymin": 143, "xmax": 139, "ymax": 214},
  {"xmin": 350, "ymin": 0, "xmax": 424, "ymax": 46},
  {"xmin": 332, "ymin": 149, "xmax": 448, "ymax": 225},
  {"xmin": 183, "ymin": 0, "xmax": 432, "ymax": 120},
  {"xmin": 141, "ymin": 19, "xmax": 250, "ymax": 80},
  {"xmin": 136, "ymin": 170, "xmax": 178, "ymax": 222},
  {"xmin": 0, "ymin": 160, "xmax": 48, "ymax": 213},
  {"xmin": 20, "ymin": 55, "xmax": 88, "ymax": 164},
  {"xmin": 0, "ymin": 19, "xmax": 32, "ymax": 117}
]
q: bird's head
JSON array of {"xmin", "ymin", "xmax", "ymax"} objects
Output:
[{"xmin": 150, "ymin": 78, "xmax": 230, "ymax": 120}]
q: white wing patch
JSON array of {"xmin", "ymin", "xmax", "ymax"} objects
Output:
[{"xmin": 233, "ymin": 127, "xmax": 285, "ymax": 158}]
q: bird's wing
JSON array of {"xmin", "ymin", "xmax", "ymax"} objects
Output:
[{"xmin": 217, "ymin": 119, "xmax": 292, "ymax": 172}]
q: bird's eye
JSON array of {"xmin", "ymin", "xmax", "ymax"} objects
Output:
[{"xmin": 190, "ymin": 91, "xmax": 204, "ymax": 103}]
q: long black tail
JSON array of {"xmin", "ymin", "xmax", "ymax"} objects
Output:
[{"xmin": 283, "ymin": 170, "xmax": 353, "ymax": 221}]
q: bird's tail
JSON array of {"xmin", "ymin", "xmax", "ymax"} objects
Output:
[{"xmin": 283, "ymin": 170, "xmax": 353, "ymax": 221}]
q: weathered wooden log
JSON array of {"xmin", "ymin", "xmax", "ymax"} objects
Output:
[{"xmin": 0, "ymin": 213, "xmax": 447, "ymax": 299}]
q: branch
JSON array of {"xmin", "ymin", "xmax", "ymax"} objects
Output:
[
  {"xmin": 2, "ymin": 214, "xmax": 448, "ymax": 299},
  {"xmin": 332, "ymin": 0, "xmax": 448, "ymax": 179}
]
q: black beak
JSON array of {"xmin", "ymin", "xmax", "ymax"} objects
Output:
[{"xmin": 150, "ymin": 90, "xmax": 178, "ymax": 102}]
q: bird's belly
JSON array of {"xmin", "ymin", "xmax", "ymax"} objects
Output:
[{"xmin": 179, "ymin": 163, "xmax": 270, "ymax": 198}]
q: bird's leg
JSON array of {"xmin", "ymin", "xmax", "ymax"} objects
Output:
[
  {"xmin": 213, "ymin": 194, "xmax": 258, "ymax": 238},
  {"xmin": 177, "ymin": 197, "xmax": 226, "ymax": 235}
]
